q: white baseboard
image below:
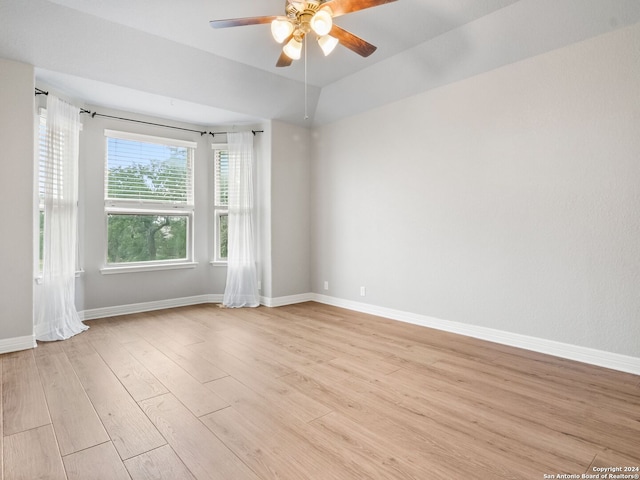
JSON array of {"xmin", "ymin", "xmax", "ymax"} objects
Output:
[
  {"xmin": 0, "ymin": 335, "xmax": 36, "ymax": 355},
  {"xmin": 80, "ymin": 294, "xmax": 222, "ymax": 321},
  {"xmin": 260, "ymin": 293, "xmax": 314, "ymax": 307},
  {"xmin": 311, "ymin": 294, "xmax": 640, "ymax": 376},
  {"xmin": 80, "ymin": 293, "xmax": 311, "ymax": 320},
  {"xmin": 77, "ymin": 291, "xmax": 640, "ymax": 375}
]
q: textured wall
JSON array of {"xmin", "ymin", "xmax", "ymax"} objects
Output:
[
  {"xmin": 270, "ymin": 120, "xmax": 312, "ymax": 298},
  {"xmin": 0, "ymin": 58, "xmax": 34, "ymax": 342},
  {"xmin": 311, "ymin": 23, "xmax": 640, "ymax": 357}
]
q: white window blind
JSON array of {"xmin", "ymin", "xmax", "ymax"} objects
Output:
[
  {"xmin": 38, "ymin": 113, "xmax": 65, "ymax": 203},
  {"xmin": 213, "ymin": 146, "xmax": 229, "ymax": 262},
  {"xmin": 105, "ymin": 130, "xmax": 195, "ymax": 205},
  {"xmin": 214, "ymin": 148, "xmax": 229, "ymax": 207},
  {"xmin": 38, "ymin": 114, "xmax": 47, "ymax": 205}
]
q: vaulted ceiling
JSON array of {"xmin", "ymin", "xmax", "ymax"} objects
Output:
[{"xmin": 1, "ymin": 0, "xmax": 639, "ymax": 126}]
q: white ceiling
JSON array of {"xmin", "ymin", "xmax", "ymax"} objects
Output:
[
  {"xmin": 1, "ymin": 0, "xmax": 640, "ymax": 126},
  {"xmin": 43, "ymin": 0, "xmax": 519, "ymax": 87}
]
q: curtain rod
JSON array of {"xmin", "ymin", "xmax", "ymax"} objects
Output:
[{"xmin": 35, "ymin": 88, "xmax": 263, "ymax": 137}]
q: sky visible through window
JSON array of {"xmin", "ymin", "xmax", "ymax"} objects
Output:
[
  {"xmin": 106, "ymin": 137, "xmax": 190, "ymax": 203},
  {"xmin": 108, "ymin": 138, "xmax": 187, "ymax": 167}
]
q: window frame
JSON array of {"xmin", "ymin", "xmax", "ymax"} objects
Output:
[
  {"xmin": 101, "ymin": 129, "xmax": 197, "ymax": 274},
  {"xmin": 211, "ymin": 144, "xmax": 229, "ymax": 265}
]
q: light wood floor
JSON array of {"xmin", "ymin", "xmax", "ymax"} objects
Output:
[{"xmin": 1, "ymin": 302, "xmax": 639, "ymax": 479}]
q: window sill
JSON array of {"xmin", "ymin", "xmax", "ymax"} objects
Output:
[
  {"xmin": 101, "ymin": 262, "xmax": 198, "ymax": 275},
  {"xmin": 209, "ymin": 260, "xmax": 228, "ymax": 267}
]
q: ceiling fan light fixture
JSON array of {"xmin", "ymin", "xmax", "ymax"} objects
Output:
[
  {"xmin": 318, "ymin": 34, "xmax": 339, "ymax": 56},
  {"xmin": 271, "ymin": 18, "xmax": 294, "ymax": 43},
  {"xmin": 283, "ymin": 37, "xmax": 303, "ymax": 60},
  {"xmin": 310, "ymin": 8, "xmax": 333, "ymax": 36}
]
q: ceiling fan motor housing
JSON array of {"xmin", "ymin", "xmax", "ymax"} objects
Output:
[{"xmin": 291, "ymin": 1, "xmax": 324, "ymax": 37}]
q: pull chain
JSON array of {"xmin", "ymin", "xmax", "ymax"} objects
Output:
[{"xmin": 304, "ymin": 36, "xmax": 309, "ymax": 120}]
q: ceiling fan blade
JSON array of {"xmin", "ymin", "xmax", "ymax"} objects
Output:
[
  {"xmin": 210, "ymin": 16, "xmax": 278, "ymax": 29},
  {"xmin": 330, "ymin": 24, "xmax": 377, "ymax": 57},
  {"xmin": 321, "ymin": 0, "xmax": 397, "ymax": 17},
  {"xmin": 276, "ymin": 50, "xmax": 294, "ymax": 67}
]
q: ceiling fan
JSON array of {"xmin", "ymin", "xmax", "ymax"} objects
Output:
[{"xmin": 210, "ymin": 0, "xmax": 398, "ymax": 67}]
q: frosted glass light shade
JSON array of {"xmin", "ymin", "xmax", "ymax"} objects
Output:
[
  {"xmin": 283, "ymin": 37, "xmax": 302, "ymax": 60},
  {"xmin": 310, "ymin": 9, "xmax": 332, "ymax": 36},
  {"xmin": 271, "ymin": 18, "xmax": 294, "ymax": 43},
  {"xmin": 318, "ymin": 35, "xmax": 338, "ymax": 56}
]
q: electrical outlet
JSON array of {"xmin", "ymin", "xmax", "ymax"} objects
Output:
[
  {"xmin": 257, "ymin": 281, "xmax": 262, "ymax": 291},
  {"xmin": 360, "ymin": 286, "xmax": 366, "ymax": 296},
  {"xmin": 324, "ymin": 281, "xmax": 329, "ymax": 290}
]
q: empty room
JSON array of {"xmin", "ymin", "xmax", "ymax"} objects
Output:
[{"xmin": 0, "ymin": 0, "xmax": 639, "ymax": 479}]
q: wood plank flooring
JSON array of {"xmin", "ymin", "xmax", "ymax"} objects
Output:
[{"xmin": 2, "ymin": 302, "xmax": 639, "ymax": 479}]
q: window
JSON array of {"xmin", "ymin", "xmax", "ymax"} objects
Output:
[
  {"xmin": 36, "ymin": 109, "xmax": 80, "ymax": 274},
  {"xmin": 213, "ymin": 146, "xmax": 228, "ymax": 263},
  {"xmin": 37, "ymin": 112, "xmax": 46, "ymax": 272},
  {"xmin": 103, "ymin": 130, "xmax": 196, "ymax": 271}
]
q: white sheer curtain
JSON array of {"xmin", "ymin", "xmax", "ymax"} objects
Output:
[
  {"xmin": 223, "ymin": 131, "xmax": 260, "ymax": 308},
  {"xmin": 35, "ymin": 95, "xmax": 88, "ymax": 341}
]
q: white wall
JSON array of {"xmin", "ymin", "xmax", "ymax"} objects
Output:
[
  {"xmin": 269, "ymin": 121, "xmax": 311, "ymax": 299},
  {"xmin": 256, "ymin": 121, "xmax": 273, "ymax": 300},
  {"xmin": 311, "ymin": 23, "xmax": 640, "ymax": 358},
  {"xmin": 0, "ymin": 58, "xmax": 35, "ymax": 350}
]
